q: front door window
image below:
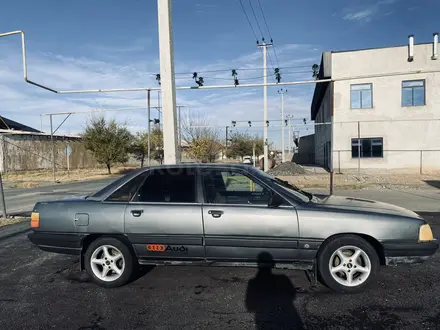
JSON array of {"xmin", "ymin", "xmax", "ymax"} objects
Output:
[{"xmin": 202, "ymin": 170, "xmax": 271, "ymax": 205}]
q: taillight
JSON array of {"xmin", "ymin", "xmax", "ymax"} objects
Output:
[{"xmin": 31, "ymin": 212, "xmax": 40, "ymax": 228}]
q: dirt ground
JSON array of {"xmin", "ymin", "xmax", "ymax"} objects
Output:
[
  {"xmin": 0, "ymin": 217, "xmax": 28, "ymax": 227},
  {"xmin": 2, "ymin": 164, "xmax": 440, "ymax": 191},
  {"xmin": 279, "ymin": 172, "xmax": 440, "ymax": 190},
  {"xmin": 3, "ymin": 165, "xmax": 138, "ymax": 188}
]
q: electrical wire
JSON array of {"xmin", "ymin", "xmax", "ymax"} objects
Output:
[
  {"xmin": 248, "ymin": 0, "xmax": 265, "ymax": 40},
  {"xmin": 257, "ymin": 0, "xmax": 280, "ymax": 68},
  {"xmin": 246, "ymin": 0, "xmax": 275, "ymax": 72},
  {"xmin": 169, "ymin": 65, "xmax": 313, "ymax": 75},
  {"xmin": 239, "ymin": 0, "xmax": 260, "ymax": 43},
  {"xmin": 191, "ymin": 70, "xmax": 311, "ymax": 81}
]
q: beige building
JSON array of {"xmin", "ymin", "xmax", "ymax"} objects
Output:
[{"xmin": 311, "ymin": 34, "xmax": 440, "ymax": 173}]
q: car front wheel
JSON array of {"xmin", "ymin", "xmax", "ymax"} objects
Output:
[
  {"xmin": 84, "ymin": 237, "xmax": 135, "ymax": 288},
  {"xmin": 317, "ymin": 235, "xmax": 379, "ymax": 293}
]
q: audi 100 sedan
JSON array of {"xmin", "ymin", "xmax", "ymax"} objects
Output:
[{"xmin": 28, "ymin": 164, "xmax": 438, "ymax": 293}]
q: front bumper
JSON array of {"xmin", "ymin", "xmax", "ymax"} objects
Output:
[
  {"xmin": 28, "ymin": 231, "xmax": 84, "ymax": 256},
  {"xmin": 383, "ymin": 239, "xmax": 439, "ymax": 265}
]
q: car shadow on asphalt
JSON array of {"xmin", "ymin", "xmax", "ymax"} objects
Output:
[
  {"xmin": 130, "ymin": 265, "xmax": 156, "ymax": 284},
  {"xmin": 245, "ymin": 252, "xmax": 304, "ymax": 330}
]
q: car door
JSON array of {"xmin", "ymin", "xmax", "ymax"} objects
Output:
[
  {"xmin": 201, "ymin": 168, "xmax": 300, "ymax": 262},
  {"xmin": 124, "ymin": 167, "xmax": 205, "ymax": 262}
]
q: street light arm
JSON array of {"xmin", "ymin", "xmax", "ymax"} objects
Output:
[{"xmin": 3, "ymin": 30, "xmax": 440, "ymax": 95}]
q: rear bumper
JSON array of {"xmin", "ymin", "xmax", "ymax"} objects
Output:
[
  {"xmin": 383, "ymin": 239, "xmax": 439, "ymax": 265},
  {"xmin": 28, "ymin": 231, "xmax": 84, "ymax": 256}
]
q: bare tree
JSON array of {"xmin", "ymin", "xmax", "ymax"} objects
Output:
[{"xmin": 181, "ymin": 112, "xmax": 223, "ymax": 163}]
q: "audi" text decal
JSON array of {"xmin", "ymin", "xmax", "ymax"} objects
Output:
[{"xmin": 146, "ymin": 244, "xmax": 188, "ymax": 253}]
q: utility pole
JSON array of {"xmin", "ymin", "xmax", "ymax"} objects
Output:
[
  {"xmin": 253, "ymin": 143, "xmax": 256, "ymax": 167},
  {"xmin": 50, "ymin": 114, "xmax": 56, "ymax": 182},
  {"xmin": 257, "ymin": 42, "xmax": 272, "ymax": 172},
  {"xmin": 286, "ymin": 114, "xmax": 294, "ymax": 157},
  {"xmin": 225, "ymin": 126, "xmax": 229, "ymax": 158},
  {"xmin": 158, "ymin": 0, "xmax": 179, "ymax": 164},
  {"xmin": 278, "ymin": 88, "xmax": 287, "ymax": 163},
  {"xmin": 178, "ymin": 105, "xmax": 182, "ymax": 160},
  {"xmin": 147, "ymin": 89, "xmax": 151, "ymax": 166},
  {"xmin": 0, "ymin": 171, "xmax": 6, "ymax": 218}
]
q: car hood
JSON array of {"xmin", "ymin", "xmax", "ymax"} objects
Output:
[{"xmin": 313, "ymin": 195, "xmax": 422, "ymax": 219}]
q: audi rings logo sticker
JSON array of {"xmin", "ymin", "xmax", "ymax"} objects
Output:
[
  {"xmin": 146, "ymin": 244, "xmax": 189, "ymax": 253},
  {"xmin": 146, "ymin": 244, "xmax": 165, "ymax": 252}
]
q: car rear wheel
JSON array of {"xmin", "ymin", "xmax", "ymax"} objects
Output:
[
  {"xmin": 84, "ymin": 237, "xmax": 135, "ymax": 288},
  {"xmin": 317, "ymin": 235, "xmax": 379, "ymax": 293}
]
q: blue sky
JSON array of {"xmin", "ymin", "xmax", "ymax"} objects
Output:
[{"xmin": 0, "ymin": 0, "xmax": 439, "ymax": 145}]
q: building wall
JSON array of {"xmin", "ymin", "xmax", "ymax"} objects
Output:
[
  {"xmin": 330, "ymin": 43, "xmax": 440, "ymax": 172},
  {"xmin": 314, "ymin": 85, "xmax": 332, "ymax": 168},
  {"xmin": 0, "ymin": 134, "xmax": 99, "ymax": 172},
  {"xmin": 294, "ymin": 134, "xmax": 315, "ymax": 164}
]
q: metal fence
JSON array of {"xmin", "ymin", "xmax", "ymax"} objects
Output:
[{"xmin": 303, "ymin": 118, "xmax": 440, "ymax": 175}]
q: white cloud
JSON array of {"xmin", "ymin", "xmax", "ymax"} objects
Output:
[
  {"xmin": 0, "ymin": 36, "xmax": 319, "ymax": 139},
  {"xmin": 343, "ymin": 0, "xmax": 399, "ymax": 23}
]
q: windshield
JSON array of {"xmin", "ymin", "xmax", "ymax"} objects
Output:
[{"xmin": 250, "ymin": 168, "xmax": 313, "ymax": 202}]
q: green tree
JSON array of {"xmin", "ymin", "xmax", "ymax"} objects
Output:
[
  {"xmin": 182, "ymin": 113, "xmax": 223, "ymax": 163},
  {"xmin": 227, "ymin": 132, "xmax": 264, "ymax": 161},
  {"xmin": 130, "ymin": 128, "xmax": 164, "ymax": 167},
  {"xmin": 150, "ymin": 127, "xmax": 164, "ymax": 164},
  {"xmin": 82, "ymin": 117, "xmax": 132, "ymax": 174}
]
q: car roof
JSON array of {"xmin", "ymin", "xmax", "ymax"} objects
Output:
[{"xmin": 144, "ymin": 163, "xmax": 250, "ymax": 170}]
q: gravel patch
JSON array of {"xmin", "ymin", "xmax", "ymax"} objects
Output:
[{"xmin": 268, "ymin": 162, "xmax": 310, "ymax": 176}]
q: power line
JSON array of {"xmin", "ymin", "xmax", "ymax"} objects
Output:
[
  {"xmin": 173, "ymin": 65, "xmax": 312, "ymax": 75},
  {"xmin": 176, "ymin": 70, "xmax": 311, "ymax": 82},
  {"xmin": 256, "ymin": 0, "xmax": 280, "ymax": 68},
  {"xmin": 239, "ymin": 0, "xmax": 260, "ymax": 43},
  {"xmin": 247, "ymin": 0, "xmax": 275, "ymax": 72},
  {"xmin": 266, "ymin": 48, "xmax": 276, "ymax": 72},
  {"xmin": 248, "ymin": 0, "xmax": 265, "ymax": 40}
]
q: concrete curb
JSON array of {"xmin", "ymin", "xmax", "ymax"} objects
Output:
[{"xmin": 0, "ymin": 220, "xmax": 31, "ymax": 240}]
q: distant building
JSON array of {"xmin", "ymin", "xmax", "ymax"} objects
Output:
[
  {"xmin": 0, "ymin": 115, "xmax": 97, "ymax": 173},
  {"xmin": 311, "ymin": 34, "xmax": 440, "ymax": 173},
  {"xmin": 293, "ymin": 134, "xmax": 315, "ymax": 165}
]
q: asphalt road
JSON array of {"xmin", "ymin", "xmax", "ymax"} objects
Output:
[
  {"xmin": 3, "ymin": 178, "xmax": 116, "ymax": 215},
  {"xmin": 0, "ymin": 212, "xmax": 439, "ymax": 330}
]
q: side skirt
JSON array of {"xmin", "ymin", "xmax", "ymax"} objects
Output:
[{"xmin": 137, "ymin": 259, "xmax": 313, "ymax": 270}]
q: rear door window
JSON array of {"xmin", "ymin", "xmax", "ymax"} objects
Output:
[{"xmin": 133, "ymin": 168, "xmax": 197, "ymax": 203}]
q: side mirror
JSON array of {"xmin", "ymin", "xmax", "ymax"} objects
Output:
[{"xmin": 268, "ymin": 193, "xmax": 284, "ymax": 208}]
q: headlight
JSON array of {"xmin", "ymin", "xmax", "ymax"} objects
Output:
[{"xmin": 419, "ymin": 224, "xmax": 434, "ymax": 242}]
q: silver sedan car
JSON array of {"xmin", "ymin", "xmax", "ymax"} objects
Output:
[{"xmin": 28, "ymin": 164, "xmax": 438, "ymax": 293}]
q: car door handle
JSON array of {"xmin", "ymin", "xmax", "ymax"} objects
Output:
[
  {"xmin": 131, "ymin": 209, "xmax": 144, "ymax": 217},
  {"xmin": 208, "ymin": 210, "xmax": 224, "ymax": 218}
]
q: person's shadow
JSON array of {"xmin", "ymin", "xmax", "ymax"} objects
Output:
[{"xmin": 245, "ymin": 252, "xmax": 304, "ymax": 329}]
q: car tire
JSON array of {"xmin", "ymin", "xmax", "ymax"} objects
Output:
[
  {"xmin": 84, "ymin": 237, "xmax": 135, "ymax": 288},
  {"xmin": 317, "ymin": 235, "xmax": 379, "ymax": 293}
]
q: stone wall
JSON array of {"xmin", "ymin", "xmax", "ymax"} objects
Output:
[{"xmin": 0, "ymin": 134, "xmax": 98, "ymax": 173}]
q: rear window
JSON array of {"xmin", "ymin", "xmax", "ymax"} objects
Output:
[
  {"xmin": 89, "ymin": 168, "xmax": 147, "ymax": 200},
  {"xmin": 106, "ymin": 171, "xmax": 149, "ymax": 202},
  {"xmin": 134, "ymin": 169, "xmax": 197, "ymax": 203}
]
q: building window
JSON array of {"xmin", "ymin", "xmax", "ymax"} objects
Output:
[
  {"xmin": 402, "ymin": 80, "xmax": 425, "ymax": 107},
  {"xmin": 351, "ymin": 138, "xmax": 383, "ymax": 158},
  {"xmin": 350, "ymin": 84, "xmax": 372, "ymax": 109}
]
